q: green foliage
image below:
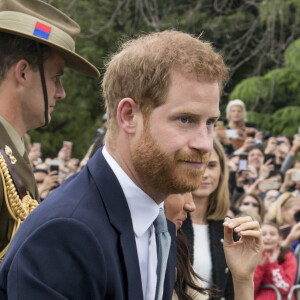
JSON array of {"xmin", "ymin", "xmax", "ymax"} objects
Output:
[
  {"xmin": 262, "ymin": 67, "xmax": 300, "ymax": 109},
  {"xmin": 270, "ymin": 106, "xmax": 300, "ymax": 136},
  {"xmin": 229, "ymin": 77, "xmax": 268, "ymax": 111},
  {"xmin": 29, "ymin": 0, "xmax": 300, "ymax": 155},
  {"xmin": 246, "ymin": 111, "xmax": 273, "ymax": 132},
  {"xmin": 246, "ymin": 107, "xmax": 300, "ymax": 137},
  {"xmin": 259, "ymin": 0, "xmax": 292, "ymax": 25},
  {"xmin": 285, "ymin": 39, "xmax": 300, "ymax": 69}
]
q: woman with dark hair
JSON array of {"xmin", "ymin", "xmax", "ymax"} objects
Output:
[
  {"xmin": 235, "ymin": 192, "xmax": 265, "ymax": 222},
  {"xmin": 165, "ymin": 194, "xmax": 208, "ymax": 299},
  {"xmin": 181, "ymin": 138, "xmax": 235, "ymax": 299},
  {"xmin": 164, "ymin": 193, "xmax": 263, "ymax": 300},
  {"xmin": 254, "ymin": 221, "xmax": 297, "ymax": 300}
]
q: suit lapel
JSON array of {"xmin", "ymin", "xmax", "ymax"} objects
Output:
[{"xmin": 87, "ymin": 149, "xmax": 143, "ymax": 299}]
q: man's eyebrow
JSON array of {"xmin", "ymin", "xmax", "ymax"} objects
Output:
[
  {"xmin": 209, "ymin": 160, "xmax": 218, "ymax": 163},
  {"xmin": 173, "ymin": 111, "xmax": 221, "ymax": 118}
]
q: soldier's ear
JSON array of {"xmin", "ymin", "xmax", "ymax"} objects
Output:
[{"xmin": 14, "ymin": 59, "xmax": 31, "ymax": 86}]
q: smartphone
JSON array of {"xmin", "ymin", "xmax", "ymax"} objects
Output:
[
  {"xmin": 226, "ymin": 129, "xmax": 239, "ymax": 139},
  {"xmin": 280, "ymin": 224, "xmax": 292, "ymax": 239},
  {"xmin": 258, "ymin": 178, "xmax": 279, "ymax": 191},
  {"xmin": 291, "ymin": 170, "xmax": 300, "ymax": 181},
  {"xmin": 264, "ymin": 153, "xmax": 276, "ymax": 166},
  {"xmin": 50, "ymin": 164, "xmax": 59, "ymax": 172},
  {"xmin": 238, "ymin": 153, "xmax": 248, "ymax": 173}
]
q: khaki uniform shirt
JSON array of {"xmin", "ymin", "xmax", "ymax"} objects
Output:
[{"xmin": 0, "ymin": 117, "xmax": 39, "ymax": 251}]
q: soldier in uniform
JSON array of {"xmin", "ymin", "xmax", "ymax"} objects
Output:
[{"xmin": 0, "ymin": 0, "xmax": 99, "ymax": 259}]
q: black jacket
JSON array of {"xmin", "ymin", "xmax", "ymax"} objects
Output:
[{"xmin": 182, "ymin": 214, "xmax": 236, "ymax": 300}]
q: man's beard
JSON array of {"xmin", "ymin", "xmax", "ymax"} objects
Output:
[{"xmin": 131, "ymin": 122, "xmax": 210, "ymax": 196}]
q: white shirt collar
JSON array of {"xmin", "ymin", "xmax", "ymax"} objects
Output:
[{"xmin": 102, "ymin": 146, "xmax": 162, "ymax": 237}]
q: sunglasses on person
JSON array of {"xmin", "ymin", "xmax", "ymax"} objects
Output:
[{"xmin": 241, "ymin": 202, "xmax": 260, "ymax": 208}]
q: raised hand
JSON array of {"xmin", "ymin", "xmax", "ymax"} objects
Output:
[{"xmin": 223, "ymin": 216, "xmax": 264, "ymax": 280}]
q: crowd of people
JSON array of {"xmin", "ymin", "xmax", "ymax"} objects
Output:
[
  {"xmin": 0, "ymin": 1, "xmax": 299, "ymax": 300},
  {"xmin": 214, "ymin": 99, "xmax": 300, "ymax": 299}
]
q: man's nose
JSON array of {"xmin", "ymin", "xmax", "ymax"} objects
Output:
[
  {"xmin": 56, "ymin": 84, "xmax": 66, "ymax": 101},
  {"xmin": 189, "ymin": 124, "xmax": 212, "ymax": 153}
]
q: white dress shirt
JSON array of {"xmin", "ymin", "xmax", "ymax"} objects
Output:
[
  {"xmin": 193, "ymin": 224, "xmax": 212, "ymax": 288},
  {"xmin": 103, "ymin": 147, "xmax": 163, "ymax": 300}
]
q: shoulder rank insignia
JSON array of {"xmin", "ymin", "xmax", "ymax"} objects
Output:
[{"xmin": 5, "ymin": 145, "xmax": 17, "ymax": 164}]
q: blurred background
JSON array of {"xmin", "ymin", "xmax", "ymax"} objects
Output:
[{"xmin": 29, "ymin": 0, "xmax": 300, "ymax": 159}]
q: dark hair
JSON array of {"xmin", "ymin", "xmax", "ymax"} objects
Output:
[
  {"xmin": 261, "ymin": 221, "xmax": 291, "ymax": 264},
  {"xmin": 276, "ymin": 134, "xmax": 292, "ymax": 147},
  {"xmin": 267, "ymin": 170, "xmax": 284, "ymax": 182},
  {"xmin": 0, "ymin": 32, "xmax": 52, "ymax": 82},
  {"xmin": 235, "ymin": 192, "xmax": 265, "ymax": 221},
  {"xmin": 228, "ymin": 205, "xmax": 241, "ymax": 217},
  {"xmin": 248, "ymin": 145, "xmax": 264, "ymax": 156},
  {"xmin": 174, "ymin": 230, "xmax": 217, "ymax": 299},
  {"xmin": 33, "ymin": 168, "xmax": 48, "ymax": 175}
]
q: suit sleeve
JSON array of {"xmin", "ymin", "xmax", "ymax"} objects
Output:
[
  {"xmin": 6, "ymin": 218, "xmax": 107, "ymax": 300},
  {"xmin": 265, "ymin": 252, "xmax": 297, "ymax": 296}
]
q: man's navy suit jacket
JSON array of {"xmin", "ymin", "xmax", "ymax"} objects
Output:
[{"xmin": 0, "ymin": 149, "xmax": 176, "ymax": 299}]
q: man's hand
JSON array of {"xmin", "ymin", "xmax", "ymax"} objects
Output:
[
  {"xmin": 57, "ymin": 145, "xmax": 71, "ymax": 161},
  {"xmin": 290, "ymin": 134, "xmax": 300, "ymax": 156},
  {"xmin": 259, "ymin": 159, "xmax": 274, "ymax": 180},
  {"xmin": 264, "ymin": 137, "xmax": 277, "ymax": 154},
  {"xmin": 280, "ymin": 168, "xmax": 298, "ymax": 192},
  {"xmin": 38, "ymin": 171, "xmax": 59, "ymax": 196}
]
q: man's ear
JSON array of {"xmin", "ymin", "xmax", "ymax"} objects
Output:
[
  {"xmin": 14, "ymin": 59, "xmax": 31, "ymax": 86},
  {"xmin": 117, "ymin": 98, "xmax": 140, "ymax": 134}
]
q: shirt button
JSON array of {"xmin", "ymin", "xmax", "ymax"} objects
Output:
[
  {"xmin": 225, "ymin": 267, "xmax": 229, "ymax": 274},
  {"xmin": 220, "ymin": 238, "xmax": 224, "ymax": 244}
]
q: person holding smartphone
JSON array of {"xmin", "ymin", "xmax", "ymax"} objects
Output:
[
  {"xmin": 33, "ymin": 169, "xmax": 59, "ymax": 200},
  {"xmin": 280, "ymin": 134, "xmax": 300, "ymax": 174}
]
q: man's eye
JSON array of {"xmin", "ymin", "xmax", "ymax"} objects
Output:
[
  {"xmin": 180, "ymin": 117, "xmax": 189, "ymax": 123},
  {"xmin": 207, "ymin": 119, "xmax": 217, "ymax": 126}
]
